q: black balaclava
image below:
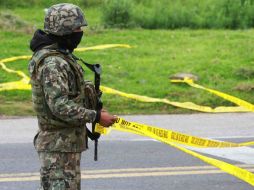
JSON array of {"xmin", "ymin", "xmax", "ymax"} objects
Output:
[
  {"xmin": 55, "ymin": 31, "xmax": 83, "ymax": 53},
  {"xmin": 30, "ymin": 29, "xmax": 56, "ymax": 52},
  {"xmin": 30, "ymin": 29, "xmax": 83, "ymax": 53}
]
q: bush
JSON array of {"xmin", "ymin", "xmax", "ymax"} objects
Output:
[
  {"xmin": 3, "ymin": 0, "xmax": 254, "ymax": 29},
  {"xmin": 0, "ymin": 0, "xmax": 36, "ymax": 8},
  {"xmin": 83, "ymin": 0, "xmax": 103, "ymax": 7},
  {"xmin": 102, "ymin": 0, "xmax": 134, "ymax": 28},
  {"xmin": 0, "ymin": 11, "xmax": 33, "ymax": 33},
  {"xmin": 0, "ymin": 0, "xmax": 84, "ymax": 8},
  {"xmin": 102, "ymin": 0, "xmax": 254, "ymax": 29}
]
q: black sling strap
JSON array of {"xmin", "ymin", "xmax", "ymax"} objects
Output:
[{"xmin": 72, "ymin": 54, "xmax": 103, "ymax": 161}]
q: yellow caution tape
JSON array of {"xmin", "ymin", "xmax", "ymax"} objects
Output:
[
  {"xmin": 0, "ymin": 80, "xmax": 31, "ymax": 91},
  {"xmin": 0, "ymin": 61, "xmax": 31, "ymax": 92},
  {"xmin": 101, "ymin": 86, "xmax": 250, "ymax": 113},
  {"xmin": 95, "ymin": 123, "xmax": 112, "ymax": 135},
  {"xmin": 75, "ymin": 44, "xmax": 132, "ymax": 52},
  {"xmin": 0, "ymin": 44, "xmax": 131, "ymax": 92},
  {"xmin": 96, "ymin": 118, "xmax": 247, "ymax": 148},
  {"xmin": 95, "ymin": 118, "xmax": 254, "ymax": 186},
  {"xmin": 239, "ymin": 141, "xmax": 254, "ymax": 146},
  {"xmin": 171, "ymin": 78, "xmax": 254, "ymax": 112},
  {"xmin": 0, "ymin": 44, "xmax": 131, "ymax": 63},
  {"xmin": 2, "ymin": 45, "xmax": 254, "ymax": 184},
  {"xmin": 0, "ymin": 44, "xmax": 253, "ymax": 113},
  {"xmin": 0, "ymin": 55, "xmax": 32, "ymax": 64},
  {"xmin": 0, "ymin": 62, "xmax": 30, "ymax": 80}
]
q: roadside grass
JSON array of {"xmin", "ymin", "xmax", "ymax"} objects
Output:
[
  {"xmin": 0, "ymin": 7, "xmax": 254, "ymax": 115},
  {"xmin": 102, "ymin": 0, "xmax": 254, "ymax": 29}
]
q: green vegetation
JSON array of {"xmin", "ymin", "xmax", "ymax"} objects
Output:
[
  {"xmin": 103, "ymin": 0, "xmax": 254, "ymax": 29},
  {"xmin": 0, "ymin": 0, "xmax": 82, "ymax": 8},
  {"xmin": 0, "ymin": 3, "xmax": 254, "ymax": 116}
]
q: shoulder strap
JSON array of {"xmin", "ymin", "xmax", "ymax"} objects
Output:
[{"xmin": 32, "ymin": 49, "xmax": 64, "ymax": 76}]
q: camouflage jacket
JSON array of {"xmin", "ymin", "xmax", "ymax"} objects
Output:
[{"xmin": 28, "ymin": 44, "xmax": 97, "ymax": 152}]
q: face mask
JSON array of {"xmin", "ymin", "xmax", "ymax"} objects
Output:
[{"xmin": 58, "ymin": 31, "xmax": 83, "ymax": 52}]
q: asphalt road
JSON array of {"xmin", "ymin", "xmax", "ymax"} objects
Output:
[{"xmin": 0, "ymin": 113, "xmax": 254, "ymax": 190}]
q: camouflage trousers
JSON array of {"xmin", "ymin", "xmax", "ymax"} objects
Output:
[{"xmin": 38, "ymin": 152, "xmax": 81, "ymax": 190}]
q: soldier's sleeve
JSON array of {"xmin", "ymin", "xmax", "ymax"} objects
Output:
[{"xmin": 40, "ymin": 56, "xmax": 97, "ymax": 124}]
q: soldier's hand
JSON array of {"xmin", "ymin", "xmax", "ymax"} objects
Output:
[{"xmin": 99, "ymin": 109, "xmax": 117, "ymax": 127}]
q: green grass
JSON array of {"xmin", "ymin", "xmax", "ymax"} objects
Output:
[
  {"xmin": 102, "ymin": 0, "xmax": 254, "ymax": 29},
  {"xmin": 0, "ymin": 7, "xmax": 254, "ymax": 116}
]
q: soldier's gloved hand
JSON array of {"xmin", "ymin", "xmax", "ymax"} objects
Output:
[{"xmin": 98, "ymin": 109, "xmax": 117, "ymax": 127}]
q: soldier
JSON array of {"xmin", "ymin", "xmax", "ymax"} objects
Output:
[{"xmin": 28, "ymin": 3, "xmax": 117, "ymax": 190}]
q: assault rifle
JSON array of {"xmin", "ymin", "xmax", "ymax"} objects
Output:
[{"xmin": 72, "ymin": 54, "xmax": 102, "ymax": 161}]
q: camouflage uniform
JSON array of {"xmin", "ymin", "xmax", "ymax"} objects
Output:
[
  {"xmin": 38, "ymin": 152, "xmax": 81, "ymax": 190},
  {"xmin": 29, "ymin": 3, "xmax": 93, "ymax": 190}
]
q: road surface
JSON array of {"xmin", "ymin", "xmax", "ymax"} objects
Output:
[{"xmin": 0, "ymin": 113, "xmax": 253, "ymax": 190}]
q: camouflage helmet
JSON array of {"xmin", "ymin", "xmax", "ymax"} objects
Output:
[{"xmin": 44, "ymin": 3, "xmax": 88, "ymax": 36}]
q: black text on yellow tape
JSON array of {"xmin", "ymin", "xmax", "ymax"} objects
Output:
[{"xmin": 95, "ymin": 118, "xmax": 254, "ymax": 186}]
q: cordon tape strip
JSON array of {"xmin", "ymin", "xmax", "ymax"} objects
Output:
[
  {"xmin": 100, "ymin": 86, "xmax": 250, "ymax": 113},
  {"xmin": 0, "ymin": 43, "xmax": 253, "ymax": 113},
  {"xmin": 95, "ymin": 118, "xmax": 254, "ymax": 148},
  {"xmin": 1, "ymin": 48, "xmax": 252, "ymax": 147},
  {"xmin": 171, "ymin": 78, "xmax": 254, "ymax": 112},
  {"xmin": 1, "ymin": 44, "xmax": 254, "ymax": 184},
  {"xmin": 0, "ymin": 44, "xmax": 131, "ymax": 91},
  {"xmin": 95, "ymin": 118, "xmax": 254, "ymax": 186}
]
